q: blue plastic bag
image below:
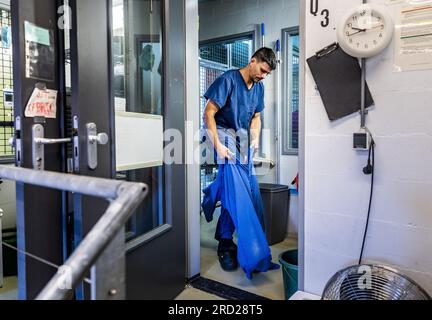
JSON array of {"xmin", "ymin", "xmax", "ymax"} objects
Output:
[{"xmin": 202, "ymin": 129, "xmax": 279, "ymax": 279}]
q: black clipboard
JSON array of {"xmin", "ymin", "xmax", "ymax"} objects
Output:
[{"xmin": 307, "ymin": 43, "xmax": 374, "ymax": 121}]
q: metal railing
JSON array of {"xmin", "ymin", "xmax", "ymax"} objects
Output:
[{"xmin": 0, "ymin": 165, "xmax": 148, "ymax": 300}]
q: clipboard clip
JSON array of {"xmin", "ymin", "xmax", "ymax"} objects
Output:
[{"xmin": 316, "ymin": 42, "xmax": 339, "ymax": 59}]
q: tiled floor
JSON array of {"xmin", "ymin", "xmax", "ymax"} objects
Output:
[{"xmin": 200, "ymin": 209, "xmax": 298, "ymax": 300}]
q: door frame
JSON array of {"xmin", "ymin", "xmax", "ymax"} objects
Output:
[
  {"xmin": 298, "ymin": 0, "xmax": 306, "ymax": 292},
  {"xmin": 184, "ymin": 0, "xmax": 307, "ymax": 292},
  {"xmin": 184, "ymin": 0, "xmax": 200, "ymax": 279}
]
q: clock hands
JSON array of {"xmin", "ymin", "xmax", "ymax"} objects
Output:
[
  {"xmin": 347, "ymin": 24, "xmax": 384, "ymax": 36},
  {"xmin": 347, "ymin": 29, "xmax": 366, "ymax": 37}
]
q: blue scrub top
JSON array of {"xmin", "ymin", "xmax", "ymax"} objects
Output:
[{"xmin": 204, "ymin": 69, "xmax": 265, "ymax": 132}]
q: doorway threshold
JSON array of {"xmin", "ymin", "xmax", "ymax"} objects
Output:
[{"xmin": 189, "ymin": 277, "xmax": 270, "ymax": 301}]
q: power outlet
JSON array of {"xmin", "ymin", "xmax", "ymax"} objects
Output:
[{"xmin": 353, "ymin": 131, "xmax": 370, "ymax": 151}]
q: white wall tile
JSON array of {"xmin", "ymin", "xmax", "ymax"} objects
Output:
[
  {"xmin": 363, "ymin": 221, "xmax": 432, "ymax": 274},
  {"xmin": 304, "ymin": 247, "xmax": 358, "ymax": 296},
  {"xmin": 305, "ymin": 210, "xmax": 366, "ymax": 257},
  {"xmin": 370, "ymin": 181, "xmax": 432, "ymax": 228}
]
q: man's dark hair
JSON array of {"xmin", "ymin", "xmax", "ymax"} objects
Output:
[{"xmin": 252, "ymin": 47, "xmax": 277, "ymax": 70}]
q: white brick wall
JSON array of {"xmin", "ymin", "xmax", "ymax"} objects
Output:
[{"xmin": 304, "ymin": 0, "xmax": 432, "ymax": 296}]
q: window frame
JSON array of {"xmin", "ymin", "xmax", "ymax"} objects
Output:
[
  {"xmin": 199, "ymin": 31, "xmax": 256, "ymax": 51},
  {"xmin": 282, "ymin": 27, "xmax": 300, "ymax": 156}
]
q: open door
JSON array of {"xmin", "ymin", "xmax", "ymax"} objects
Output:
[
  {"xmin": 70, "ymin": 0, "xmax": 187, "ymax": 300},
  {"xmin": 12, "ymin": 0, "xmax": 187, "ymax": 300}
]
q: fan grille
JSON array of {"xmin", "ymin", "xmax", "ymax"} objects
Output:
[{"xmin": 322, "ymin": 265, "xmax": 431, "ymax": 300}]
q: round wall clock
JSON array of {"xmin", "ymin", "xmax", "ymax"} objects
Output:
[{"xmin": 337, "ymin": 4, "xmax": 394, "ymax": 58}]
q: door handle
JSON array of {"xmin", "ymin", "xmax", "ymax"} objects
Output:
[
  {"xmin": 89, "ymin": 133, "xmax": 109, "ymax": 145},
  {"xmin": 32, "ymin": 124, "xmax": 72, "ymax": 171},
  {"xmin": 34, "ymin": 138, "xmax": 72, "ymax": 145},
  {"xmin": 87, "ymin": 123, "xmax": 109, "ymax": 170}
]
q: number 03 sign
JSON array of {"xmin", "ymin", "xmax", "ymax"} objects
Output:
[{"xmin": 310, "ymin": 0, "xmax": 330, "ymax": 28}]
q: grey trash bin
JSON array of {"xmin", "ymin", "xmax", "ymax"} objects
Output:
[{"xmin": 259, "ymin": 184, "xmax": 290, "ymax": 246}]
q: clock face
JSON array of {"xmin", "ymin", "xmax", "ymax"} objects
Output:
[{"xmin": 337, "ymin": 4, "xmax": 394, "ymax": 58}]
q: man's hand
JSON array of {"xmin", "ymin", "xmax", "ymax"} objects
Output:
[{"xmin": 216, "ymin": 142, "xmax": 234, "ymax": 160}]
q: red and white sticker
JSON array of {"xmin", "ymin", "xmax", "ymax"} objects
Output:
[{"xmin": 25, "ymin": 87, "xmax": 57, "ymax": 119}]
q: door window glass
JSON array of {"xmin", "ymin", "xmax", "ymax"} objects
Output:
[
  {"xmin": 112, "ymin": 0, "xmax": 165, "ymax": 243},
  {"xmin": 117, "ymin": 167, "xmax": 164, "ymax": 241},
  {"xmin": 112, "ymin": 0, "xmax": 163, "ymax": 115}
]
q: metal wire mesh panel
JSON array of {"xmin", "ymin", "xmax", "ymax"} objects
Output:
[
  {"xmin": 200, "ymin": 43, "xmax": 228, "ymax": 65},
  {"xmin": 0, "ymin": 8, "xmax": 14, "ymax": 158},
  {"xmin": 231, "ymin": 40, "xmax": 252, "ymax": 69},
  {"xmin": 200, "ymin": 167, "xmax": 218, "ymax": 203},
  {"xmin": 199, "ymin": 64, "xmax": 225, "ymax": 199},
  {"xmin": 322, "ymin": 265, "xmax": 431, "ymax": 300},
  {"xmin": 199, "ymin": 65, "xmax": 225, "ymax": 121}
]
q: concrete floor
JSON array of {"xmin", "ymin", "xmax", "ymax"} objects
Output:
[
  {"xmin": 0, "ymin": 277, "xmax": 18, "ymax": 300},
  {"xmin": 199, "ymin": 209, "xmax": 298, "ymax": 300}
]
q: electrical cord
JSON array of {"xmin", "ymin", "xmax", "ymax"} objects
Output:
[{"xmin": 359, "ymin": 134, "xmax": 375, "ymax": 265}]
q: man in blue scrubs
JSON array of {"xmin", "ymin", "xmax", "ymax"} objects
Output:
[{"xmin": 202, "ymin": 48, "xmax": 278, "ymax": 274}]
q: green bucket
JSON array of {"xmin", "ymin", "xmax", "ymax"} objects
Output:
[{"xmin": 279, "ymin": 249, "xmax": 298, "ymax": 300}]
